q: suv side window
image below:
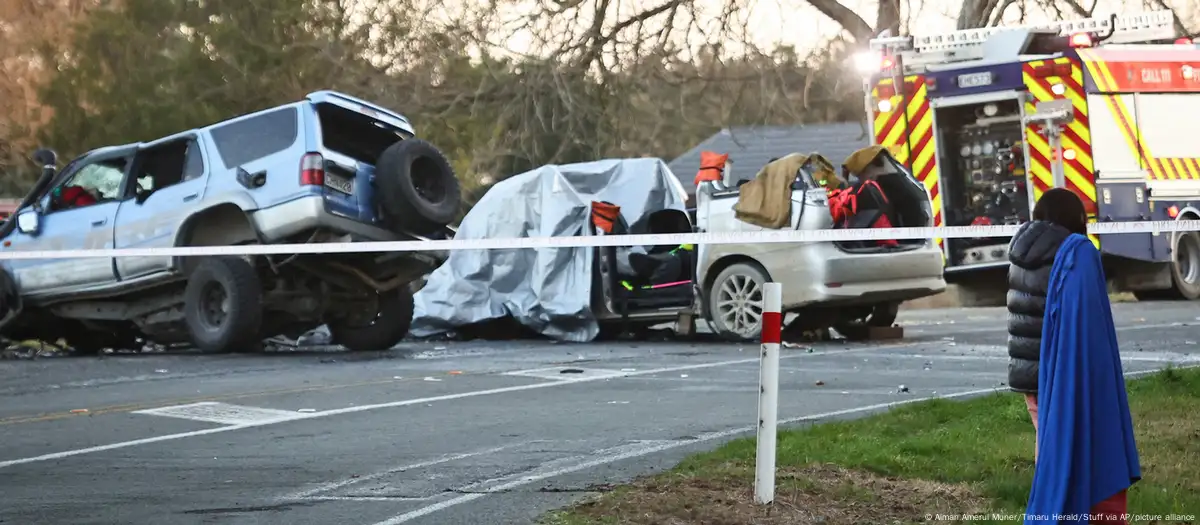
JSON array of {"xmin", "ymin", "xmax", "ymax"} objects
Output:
[
  {"xmin": 209, "ymin": 107, "xmax": 299, "ymax": 169},
  {"xmin": 49, "ymin": 157, "xmax": 128, "ymax": 212},
  {"xmin": 182, "ymin": 140, "xmax": 205, "ymax": 181},
  {"xmin": 131, "ymin": 138, "xmax": 201, "ymax": 195}
]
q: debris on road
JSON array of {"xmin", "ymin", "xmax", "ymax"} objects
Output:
[
  {"xmin": 1, "ymin": 338, "xmax": 70, "ymax": 360},
  {"xmin": 560, "ymin": 369, "xmax": 585, "ymax": 374}
]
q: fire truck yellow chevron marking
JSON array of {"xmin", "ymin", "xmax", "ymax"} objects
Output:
[
  {"xmin": 1160, "ymin": 158, "xmax": 1200, "ymax": 179},
  {"xmin": 1168, "ymin": 158, "xmax": 1190, "ymax": 179},
  {"xmin": 1024, "ymin": 57, "xmax": 1099, "ymax": 248},
  {"xmin": 871, "ymin": 75, "xmax": 942, "ymax": 250}
]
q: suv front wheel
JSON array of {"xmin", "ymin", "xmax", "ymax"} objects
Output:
[
  {"xmin": 183, "ymin": 257, "xmax": 264, "ymax": 353},
  {"xmin": 328, "ymin": 288, "xmax": 415, "ymax": 351}
]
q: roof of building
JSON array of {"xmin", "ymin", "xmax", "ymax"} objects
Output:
[{"xmin": 667, "ymin": 122, "xmax": 872, "ymax": 195}]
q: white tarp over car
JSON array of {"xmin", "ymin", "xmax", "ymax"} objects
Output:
[{"xmin": 409, "ymin": 158, "xmax": 689, "ymax": 342}]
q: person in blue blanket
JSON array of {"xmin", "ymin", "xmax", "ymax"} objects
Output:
[{"xmin": 1020, "ymin": 189, "xmax": 1141, "ymax": 525}]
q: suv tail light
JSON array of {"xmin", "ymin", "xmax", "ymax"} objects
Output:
[{"xmin": 300, "ymin": 153, "xmax": 325, "ymax": 186}]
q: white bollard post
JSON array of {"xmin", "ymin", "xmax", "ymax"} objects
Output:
[{"xmin": 754, "ymin": 281, "xmax": 783, "ymax": 505}]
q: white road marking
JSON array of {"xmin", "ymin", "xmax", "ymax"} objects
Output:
[
  {"xmin": 368, "ymin": 386, "xmax": 1004, "ymax": 525},
  {"xmin": 366, "ymin": 366, "xmax": 1191, "ymax": 525},
  {"xmin": 860, "ymin": 349, "xmax": 1200, "ymax": 364},
  {"xmin": 376, "ymin": 439, "xmax": 690, "ymax": 523},
  {"xmin": 132, "ymin": 402, "xmax": 304, "ymax": 426},
  {"xmin": 283, "ymin": 443, "xmax": 526, "ymax": 501},
  {"xmin": 504, "ymin": 367, "xmax": 628, "ymax": 381},
  {"xmin": 301, "ymin": 496, "xmax": 434, "ymax": 502},
  {"xmin": 0, "ymin": 344, "xmax": 897, "ymax": 470},
  {"xmin": 909, "ymin": 321, "xmax": 1197, "ymax": 337}
]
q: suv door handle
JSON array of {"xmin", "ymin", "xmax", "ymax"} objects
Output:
[
  {"xmin": 183, "ymin": 193, "xmax": 199, "ymax": 202},
  {"xmin": 91, "ymin": 219, "xmax": 107, "ymax": 227}
]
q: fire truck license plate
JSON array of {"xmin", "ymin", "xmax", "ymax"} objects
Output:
[{"xmin": 958, "ymin": 72, "xmax": 993, "ymax": 88}]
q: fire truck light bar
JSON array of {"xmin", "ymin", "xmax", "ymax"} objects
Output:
[{"xmin": 1069, "ymin": 32, "xmax": 1096, "ymax": 47}]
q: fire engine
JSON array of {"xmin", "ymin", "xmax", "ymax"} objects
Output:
[{"xmin": 857, "ymin": 11, "xmax": 1200, "ymax": 303}]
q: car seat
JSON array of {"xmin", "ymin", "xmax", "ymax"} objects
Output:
[{"xmin": 591, "ymin": 203, "xmax": 695, "ymax": 333}]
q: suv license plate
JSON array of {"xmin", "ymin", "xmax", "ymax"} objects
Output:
[
  {"xmin": 958, "ymin": 72, "xmax": 993, "ymax": 88},
  {"xmin": 325, "ymin": 173, "xmax": 354, "ymax": 195}
]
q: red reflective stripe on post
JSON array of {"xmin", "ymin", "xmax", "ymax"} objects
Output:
[{"xmin": 761, "ymin": 312, "xmax": 782, "ymax": 344}]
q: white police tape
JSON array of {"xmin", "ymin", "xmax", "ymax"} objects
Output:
[{"xmin": 1, "ymin": 219, "xmax": 1198, "ymax": 261}]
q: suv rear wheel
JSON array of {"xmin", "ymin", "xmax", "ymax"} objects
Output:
[
  {"xmin": 183, "ymin": 257, "xmax": 264, "ymax": 353},
  {"xmin": 376, "ymin": 139, "xmax": 461, "ymax": 234},
  {"xmin": 328, "ymin": 288, "xmax": 415, "ymax": 351}
]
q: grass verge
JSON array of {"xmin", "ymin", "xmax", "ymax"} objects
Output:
[{"xmin": 543, "ymin": 367, "xmax": 1200, "ymax": 525}]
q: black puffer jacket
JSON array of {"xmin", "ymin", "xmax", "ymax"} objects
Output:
[{"xmin": 1006, "ymin": 220, "xmax": 1072, "ymax": 393}]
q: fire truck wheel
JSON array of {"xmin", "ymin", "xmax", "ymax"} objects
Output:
[{"xmin": 1170, "ymin": 231, "xmax": 1200, "ymax": 300}]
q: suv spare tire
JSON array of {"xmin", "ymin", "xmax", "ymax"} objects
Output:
[
  {"xmin": 183, "ymin": 256, "xmax": 263, "ymax": 353},
  {"xmin": 375, "ymin": 139, "xmax": 461, "ymax": 233}
]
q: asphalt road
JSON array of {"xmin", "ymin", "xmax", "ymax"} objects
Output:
[{"xmin": 1, "ymin": 302, "xmax": 1199, "ymax": 525}]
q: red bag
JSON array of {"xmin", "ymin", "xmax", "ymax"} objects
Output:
[{"xmin": 828, "ymin": 180, "xmax": 898, "ymax": 247}]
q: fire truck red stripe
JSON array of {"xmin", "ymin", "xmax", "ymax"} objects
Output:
[
  {"xmin": 1059, "ymin": 71, "xmax": 1091, "ymax": 129},
  {"xmin": 909, "ymin": 101, "xmax": 929, "ymax": 130},
  {"xmin": 1188, "ymin": 159, "xmax": 1200, "ymax": 178},
  {"xmin": 1156, "ymin": 158, "xmax": 1178, "ymax": 180},
  {"xmin": 1060, "ymin": 126, "xmax": 1090, "ymax": 155},
  {"xmin": 918, "ymin": 161, "xmax": 936, "ymax": 186},
  {"xmin": 1027, "ymin": 147, "xmax": 1053, "ymax": 193},
  {"xmin": 911, "ymin": 129, "xmax": 932, "ymax": 158},
  {"xmin": 878, "ymin": 102, "xmax": 906, "ymax": 143}
]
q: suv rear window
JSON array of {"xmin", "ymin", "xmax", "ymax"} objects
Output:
[
  {"xmin": 316, "ymin": 103, "xmax": 406, "ymax": 164},
  {"xmin": 209, "ymin": 107, "xmax": 299, "ymax": 169}
]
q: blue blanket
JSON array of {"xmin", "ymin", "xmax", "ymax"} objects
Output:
[{"xmin": 1024, "ymin": 234, "xmax": 1140, "ymax": 524}]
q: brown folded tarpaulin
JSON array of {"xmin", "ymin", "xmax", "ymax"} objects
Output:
[
  {"xmin": 733, "ymin": 153, "xmax": 839, "ymax": 229},
  {"xmin": 843, "ymin": 145, "xmax": 888, "ymax": 175}
]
